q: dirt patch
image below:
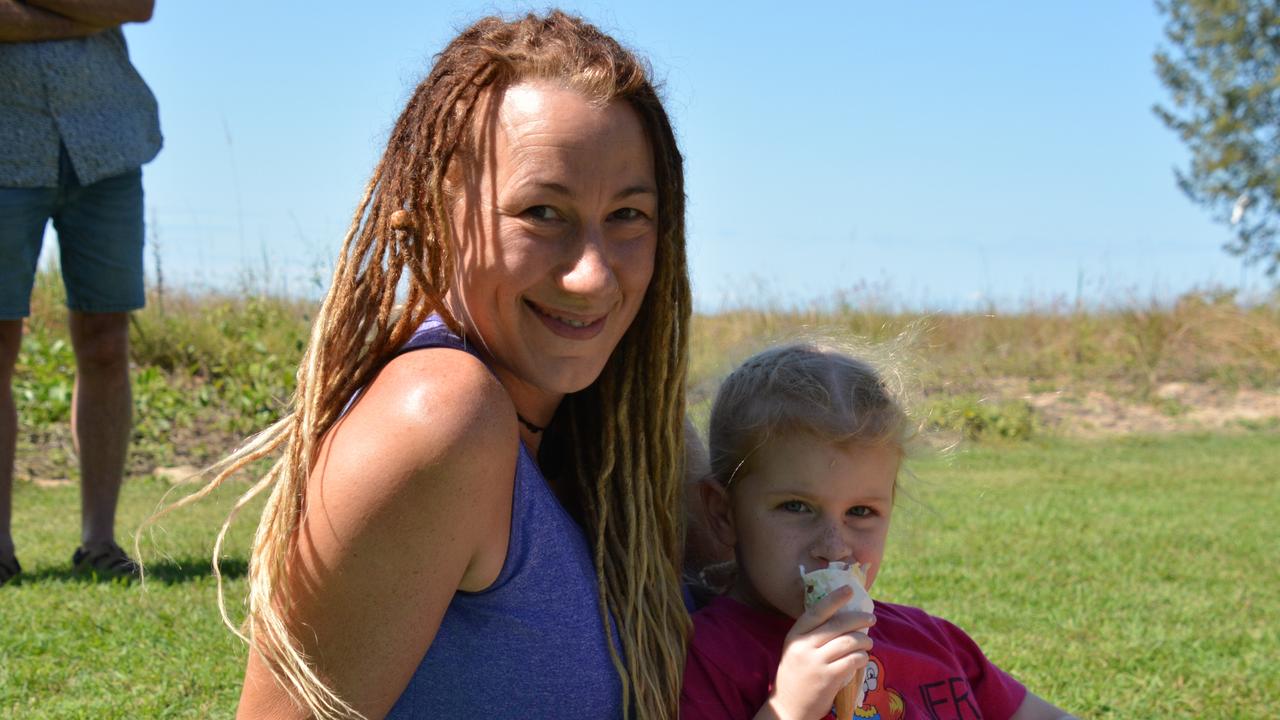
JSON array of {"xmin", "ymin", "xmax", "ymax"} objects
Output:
[
  {"xmin": 13, "ymin": 417, "xmax": 249, "ymax": 485},
  {"xmin": 979, "ymin": 379, "xmax": 1280, "ymax": 437}
]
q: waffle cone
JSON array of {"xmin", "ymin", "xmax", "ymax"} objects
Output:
[{"xmin": 834, "ymin": 667, "xmax": 865, "ymax": 720}]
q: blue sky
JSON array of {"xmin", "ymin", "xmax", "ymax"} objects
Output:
[{"xmin": 54, "ymin": 1, "xmax": 1272, "ymax": 311}]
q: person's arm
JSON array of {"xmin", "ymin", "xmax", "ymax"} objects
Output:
[
  {"xmin": 0, "ymin": 0, "xmax": 102, "ymax": 42},
  {"xmin": 1008, "ymin": 691, "xmax": 1078, "ymax": 720},
  {"xmin": 236, "ymin": 348, "xmax": 519, "ymax": 718},
  {"xmin": 21, "ymin": 0, "xmax": 152, "ymax": 26}
]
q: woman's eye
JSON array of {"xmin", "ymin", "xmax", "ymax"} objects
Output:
[
  {"xmin": 523, "ymin": 205, "xmax": 562, "ymax": 221},
  {"xmin": 608, "ymin": 207, "xmax": 647, "ymax": 221}
]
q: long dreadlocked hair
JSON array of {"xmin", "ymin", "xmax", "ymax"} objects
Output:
[{"xmin": 150, "ymin": 11, "xmax": 691, "ymax": 719}]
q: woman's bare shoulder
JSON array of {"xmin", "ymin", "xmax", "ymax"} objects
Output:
[
  {"xmin": 308, "ymin": 345, "xmax": 518, "ymax": 586},
  {"xmin": 237, "ymin": 347, "xmax": 518, "ymax": 717},
  {"xmin": 338, "ymin": 346, "xmax": 517, "ymax": 474}
]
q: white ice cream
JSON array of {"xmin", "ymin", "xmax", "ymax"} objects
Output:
[
  {"xmin": 800, "ymin": 562, "xmax": 874, "ymax": 712},
  {"xmin": 800, "ymin": 561, "xmax": 874, "ymax": 616}
]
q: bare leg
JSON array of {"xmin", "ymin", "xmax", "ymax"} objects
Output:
[
  {"xmin": 67, "ymin": 310, "xmax": 131, "ymax": 548},
  {"xmin": 0, "ymin": 319, "xmax": 21, "ymax": 562}
]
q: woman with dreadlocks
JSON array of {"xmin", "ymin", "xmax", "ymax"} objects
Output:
[{"xmin": 167, "ymin": 11, "xmax": 691, "ymax": 719}]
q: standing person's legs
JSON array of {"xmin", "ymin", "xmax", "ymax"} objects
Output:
[
  {"xmin": 54, "ymin": 159, "xmax": 145, "ymax": 572},
  {"xmin": 0, "ymin": 321, "xmax": 22, "ymax": 567},
  {"xmin": 67, "ymin": 311, "xmax": 131, "ymax": 549},
  {"xmin": 0, "ymin": 182, "xmax": 57, "ymax": 583}
]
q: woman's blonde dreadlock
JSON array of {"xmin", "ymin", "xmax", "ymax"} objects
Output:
[{"xmin": 144, "ymin": 10, "xmax": 692, "ymax": 720}]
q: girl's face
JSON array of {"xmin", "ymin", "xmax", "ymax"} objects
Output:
[
  {"xmin": 708, "ymin": 433, "xmax": 899, "ymax": 619},
  {"xmin": 446, "ymin": 81, "xmax": 658, "ymax": 420}
]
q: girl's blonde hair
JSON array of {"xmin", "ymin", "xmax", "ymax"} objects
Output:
[
  {"xmin": 150, "ymin": 11, "xmax": 690, "ymax": 719},
  {"xmin": 708, "ymin": 342, "xmax": 910, "ymax": 490}
]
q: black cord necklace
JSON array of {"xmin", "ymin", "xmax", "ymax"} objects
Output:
[{"xmin": 516, "ymin": 413, "xmax": 545, "ymax": 434}]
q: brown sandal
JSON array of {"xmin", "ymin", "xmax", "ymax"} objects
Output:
[{"xmin": 72, "ymin": 542, "xmax": 139, "ymax": 578}]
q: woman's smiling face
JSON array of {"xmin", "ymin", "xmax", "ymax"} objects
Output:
[{"xmin": 447, "ymin": 80, "xmax": 658, "ymax": 420}]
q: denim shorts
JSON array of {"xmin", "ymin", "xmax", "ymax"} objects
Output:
[{"xmin": 0, "ymin": 147, "xmax": 146, "ymax": 319}]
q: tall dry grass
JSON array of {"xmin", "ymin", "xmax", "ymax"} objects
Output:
[
  {"xmin": 689, "ymin": 288, "xmax": 1280, "ymax": 400},
  {"xmin": 27, "ymin": 257, "xmax": 1277, "ymax": 399},
  {"xmin": 22, "ymin": 262, "xmax": 1280, "ymax": 448}
]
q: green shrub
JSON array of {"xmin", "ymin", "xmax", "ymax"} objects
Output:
[
  {"xmin": 12, "ymin": 330, "xmax": 75, "ymax": 426},
  {"xmin": 924, "ymin": 394, "xmax": 1036, "ymax": 441}
]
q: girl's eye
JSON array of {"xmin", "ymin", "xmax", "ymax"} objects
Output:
[
  {"xmin": 523, "ymin": 205, "xmax": 562, "ymax": 221},
  {"xmin": 780, "ymin": 500, "xmax": 808, "ymax": 513},
  {"xmin": 848, "ymin": 506, "xmax": 873, "ymax": 518}
]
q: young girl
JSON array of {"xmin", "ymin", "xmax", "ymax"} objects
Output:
[{"xmin": 681, "ymin": 343, "xmax": 1076, "ymax": 720}]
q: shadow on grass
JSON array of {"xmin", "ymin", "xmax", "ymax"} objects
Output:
[{"xmin": 16, "ymin": 557, "xmax": 248, "ymax": 586}]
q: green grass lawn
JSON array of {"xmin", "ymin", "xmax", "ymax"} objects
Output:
[
  {"xmin": 878, "ymin": 432, "xmax": 1279, "ymax": 719},
  {"xmin": 1, "ymin": 477, "xmax": 259, "ymax": 719},
  {"xmin": 2, "ymin": 432, "xmax": 1276, "ymax": 718}
]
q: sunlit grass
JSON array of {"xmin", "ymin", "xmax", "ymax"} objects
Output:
[
  {"xmin": 1, "ymin": 434, "xmax": 1275, "ymax": 717},
  {"xmin": 880, "ymin": 433, "xmax": 1279, "ymax": 718},
  {"xmin": 1, "ymin": 475, "xmax": 260, "ymax": 718}
]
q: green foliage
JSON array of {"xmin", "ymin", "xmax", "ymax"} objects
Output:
[
  {"xmin": 1153, "ymin": 0, "xmax": 1280, "ymax": 275},
  {"xmin": 128, "ymin": 294, "xmax": 307, "ymax": 436},
  {"xmin": 1156, "ymin": 396, "xmax": 1191, "ymax": 417},
  {"xmin": 923, "ymin": 394, "xmax": 1037, "ymax": 441},
  {"xmin": 14, "ymin": 272, "xmax": 309, "ymax": 480},
  {"xmin": 12, "ymin": 333, "xmax": 75, "ymax": 426}
]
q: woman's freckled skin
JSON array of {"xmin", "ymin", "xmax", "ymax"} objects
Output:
[{"xmin": 447, "ymin": 81, "xmax": 658, "ymax": 432}]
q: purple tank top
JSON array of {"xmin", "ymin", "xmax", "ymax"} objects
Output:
[{"xmin": 387, "ymin": 316, "xmax": 624, "ymax": 718}]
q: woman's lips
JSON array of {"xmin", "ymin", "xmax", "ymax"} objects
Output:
[{"xmin": 525, "ymin": 300, "xmax": 608, "ymax": 340}]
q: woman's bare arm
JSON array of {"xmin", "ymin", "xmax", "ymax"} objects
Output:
[
  {"xmin": 236, "ymin": 349, "xmax": 518, "ymax": 718},
  {"xmin": 21, "ymin": 0, "xmax": 152, "ymax": 26},
  {"xmin": 0, "ymin": 0, "xmax": 101, "ymax": 42}
]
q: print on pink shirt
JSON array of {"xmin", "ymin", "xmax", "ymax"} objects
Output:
[{"xmin": 853, "ymin": 654, "xmax": 904, "ymax": 720}]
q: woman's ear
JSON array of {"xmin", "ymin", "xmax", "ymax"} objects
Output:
[{"xmin": 699, "ymin": 479, "xmax": 737, "ymax": 551}]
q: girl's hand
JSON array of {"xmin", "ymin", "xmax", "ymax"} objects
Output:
[{"xmin": 761, "ymin": 585, "xmax": 874, "ymax": 720}]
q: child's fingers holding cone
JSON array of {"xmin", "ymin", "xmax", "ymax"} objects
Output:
[
  {"xmin": 773, "ymin": 585, "xmax": 872, "ymax": 720},
  {"xmin": 790, "ymin": 584, "xmax": 853, "ymax": 635},
  {"xmin": 814, "ymin": 622, "xmax": 872, "ymax": 720},
  {"xmin": 801, "ymin": 563, "xmax": 876, "ymax": 718}
]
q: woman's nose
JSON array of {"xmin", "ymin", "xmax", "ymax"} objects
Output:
[{"xmin": 559, "ymin": 229, "xmax": 618, "ymax": 298}]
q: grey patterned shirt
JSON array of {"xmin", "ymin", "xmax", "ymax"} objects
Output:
[{"xmin": 0, "ymin": 27, "xmax": 162, "ymax": 188}]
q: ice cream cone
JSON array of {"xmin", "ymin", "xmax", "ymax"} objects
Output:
[
  {"xmin": 834, "ymin": 667, "xmax": 866, "ymax": 720},
  {"xmin": 800, "ymin": 562, "xmax": 873, "ymax": 720}
]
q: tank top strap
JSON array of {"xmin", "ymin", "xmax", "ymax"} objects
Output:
[
  {"xmin": 400, "ymin": 314, "xmax": 468, "ymax": 355},
  {"xmin": 395, "ymin": 313, "xmax": 538, "ymax": 594},
  {"xmin": 386, "ymin": 314, "xmax": 624, "ymax": 718}
]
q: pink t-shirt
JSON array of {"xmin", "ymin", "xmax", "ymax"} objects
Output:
[{"xmin": 681, "ymin": 596, "xmax": 1027, "ymax": 720}]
